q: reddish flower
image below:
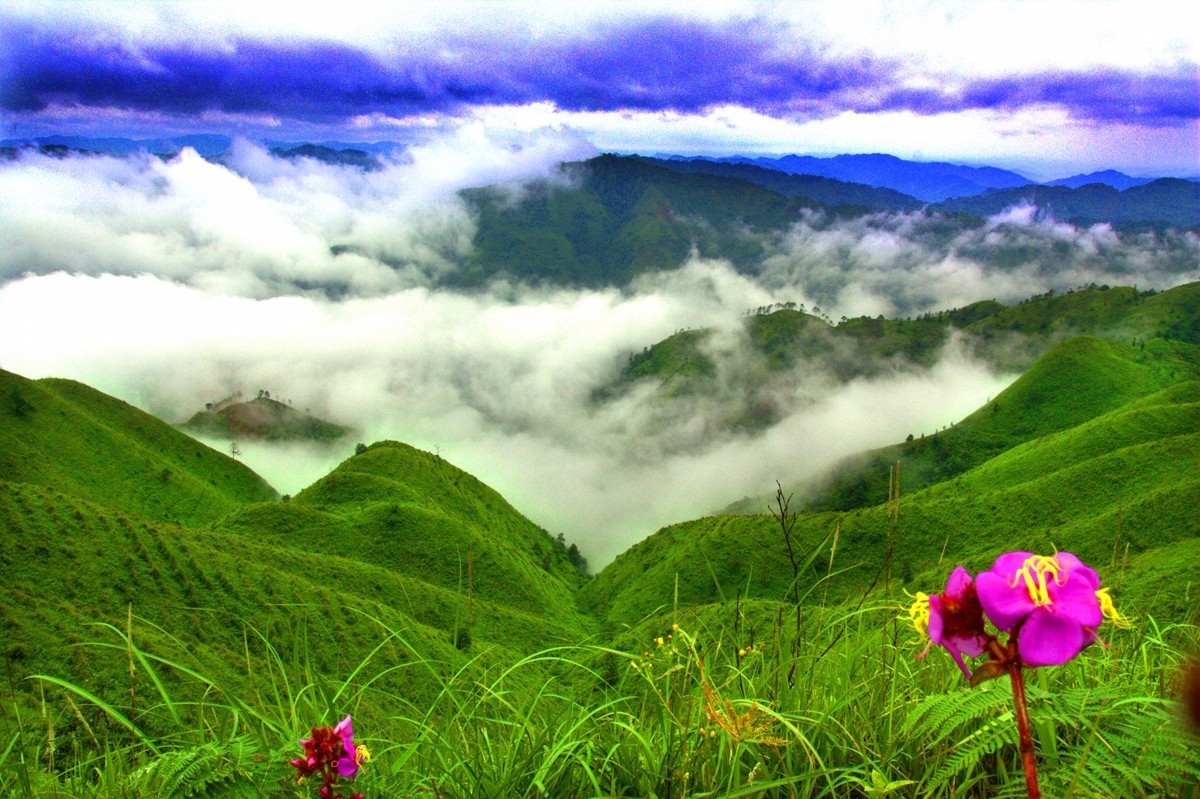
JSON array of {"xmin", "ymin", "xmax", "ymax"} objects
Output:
[
  {"xmin": 909, "ymin": 566, "xmax": 989, "ymax": 679},
  {"xmin": 290, "ymin": 715, "xmax": 368, "ymax": 798}
]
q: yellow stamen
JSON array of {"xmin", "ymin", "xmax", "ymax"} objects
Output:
[
  {"xmin": 1011, "ymin": 554, "xmax": 1062, "ymax": 605},
  {"xmin": 907, "ymin": 591, "xmax": 930, "ymax": 638},
  {"xmin": 356, "ymin": 744, "xmax": 371, "ymax": 765},
  {"xmin": 1096, "ymin": 588, "xmax": 1131, "ymax": 628}
]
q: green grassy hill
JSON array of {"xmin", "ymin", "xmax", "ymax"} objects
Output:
[
  {"xmin": 219, "ymin": 441, "xmax": 591, "ymax": 627},
  {"xmin": 805, "ymin": 335, "xmax": 1200, "ymax": 511},
  {"xmin": 585, "ymin": 340, "xmax": 1200, "ymax": 628},
  {"xmin": 1, "ymin": 369, "xmax": 276, "ymax": 525},
  {"xmin": 0, "ymin": 374, "xmax": 595, "ymax": 756},
  {"xmin": 0, "ymin": 478, "xmax": 474, "ymax": 716}
]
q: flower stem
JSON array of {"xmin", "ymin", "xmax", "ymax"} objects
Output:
[{"xmin": 1008, "ymin": 662, "xmax": 1040, "ymax": 799}]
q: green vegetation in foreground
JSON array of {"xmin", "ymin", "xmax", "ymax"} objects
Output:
[
  {"xmin": 4, "ymin": 306, "xmax": 1200, "ymax": 795},
  {"xmin": 3, "ymin": 576, "xmax": 1196, "ymax": 796}
]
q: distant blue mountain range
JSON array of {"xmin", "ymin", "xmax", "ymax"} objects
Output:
[
  {"xmin": 1043, "ymin": 169, "xmax": 1156, "ymax": 191},
  {"xmin": 658, "ymin": 153, "xmax": 1196, "ymax": 202},
  {"xmin": 1, "ymin": 134, "xmax": 236, "ymax": 157},
  {"xmin": 709, "ymin": 153, "xmax": 1032, "ymax": 202},
  {"xmin": 4, "ymin": 136, "xmax": 1196, "ymax": 207}
]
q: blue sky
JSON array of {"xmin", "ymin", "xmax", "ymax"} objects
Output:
[{"xmin": 2, "ymin": 0, "xmax": 1197, "ymax": 177}]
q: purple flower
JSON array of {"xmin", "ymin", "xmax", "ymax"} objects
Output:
[
  {"xmin": 975, "ymin": 551, "xmax": 1121, "ymax": 666},
  {"xmin": 909, "ymin": 566, "xmax": 989, "ymax": 679},
  {"xmin": 333, "ymin": 715, "xmax": 359, "ymax": 778}
]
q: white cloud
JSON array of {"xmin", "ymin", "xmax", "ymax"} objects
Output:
[{"xmin": 0, "ymin": 126, "xmax": 594, "ymax": 297}]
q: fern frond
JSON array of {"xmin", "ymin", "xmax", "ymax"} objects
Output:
[
  {"xmin": 125, "ymin": 735, "xmax": 259, "ymax": 798},
  {"xmin": 925, "ymin": 714, "xmax": 1016, "ymax": 793},
  {"xmin": 1032, "ymin": 694, "xmax": 1199, "ymax": 798},
  {"xmin": 901, "ymin": 682, "xmax": 1009, "ymax": 744}
]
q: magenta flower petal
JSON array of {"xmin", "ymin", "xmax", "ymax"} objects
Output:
[
  {"xmin": 1047, "ymin": 573, "xmax": 1103, "ymax": 627},
  {"xmin": 947, "ymin": 649, "xmax": 973, "ymax": 679},
  {"xmin": 1054, "ymin": 552, "xmax": 1099, "ymax": 588},
  {"xmin": 334, "ymin": 715, "xmax": 353, "ymax": 739},
  {"xmin": 975, "ymin": 569, "xmax": 1036, "ymax": 631},
  {"xmin": 917, "ymin": 567, "xmax": 988, "ymax": 679},
  {"xmin": 927, "ymin": 594, "xmax": 945, "ymax": 642},
  {"xmin": 947, "ymin": 633, "xmax": 986, "ymax": 658},
  {"xmin": 1019, "ymin": 607, "xmax": 1089, "ymax": 665},
  {"xmin": 945, "ymin": 565, "xmax": 973, "ymax": 596},
  {"xmin": 992, "ymin": 551, "xmax": 1036, "ymax": 576}
]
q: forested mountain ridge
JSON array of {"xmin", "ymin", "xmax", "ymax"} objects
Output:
[{"xmin": 933, "ymin": 178, "xmax": 1200, "ymax": 229}]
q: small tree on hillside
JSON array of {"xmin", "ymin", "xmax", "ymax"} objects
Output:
[
  {"xmin": 567, "ymin": 543, "xmax": 589, "ymax": 575},
  {"xmin": 7, "ymin": 387, "xmax": 34, "ymax": 417}
]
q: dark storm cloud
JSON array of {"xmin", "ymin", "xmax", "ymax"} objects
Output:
[
  {"xmin": 5, "ymin": 15, "xmax": 1194, "ymax": 127},
  {"xmin": 900, "ymin": 67, "xmax": 1200, "ymax": 125},
  {"xmin": 0, "ymin": 28, "xmax": 442, "ymax": 121}
]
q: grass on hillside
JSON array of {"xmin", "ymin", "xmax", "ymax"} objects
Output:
[
  {"xmin": 798, "ymin": 335, "xmax": 1200, "ymax": 513},
  {"xmin": 1, "ymin": 369, "xmax": 276, "ymax": 526}
]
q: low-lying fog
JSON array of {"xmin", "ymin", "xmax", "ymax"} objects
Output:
[{"xmin": 2, "ymin": 127, "xmax": 1196, "ymax": 566}]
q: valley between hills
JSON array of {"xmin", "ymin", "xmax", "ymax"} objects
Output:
[{"xmin": 2, "ymin": 279, "xmax": 1198, "ymax": 796}]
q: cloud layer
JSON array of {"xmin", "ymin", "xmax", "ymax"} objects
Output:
[
  {"xmin": 1, "ymin": 136, "xmax": 1196, "ymax": 566},
  {"xmin": 4, "ymin": 14, "xmax": 1195, "ymax": 130},
  {"xmin": 0, "ymin": 127, "xmax": 594, "ymax": 296},
  {"xmin": 756, "ymin": 207, "xmax": 1200, "ymax": 317}
]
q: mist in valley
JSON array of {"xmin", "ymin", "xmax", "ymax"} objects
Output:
[{"xmin": 2, "ymin": 129, "xmax": 1196, "ymax": 566}]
